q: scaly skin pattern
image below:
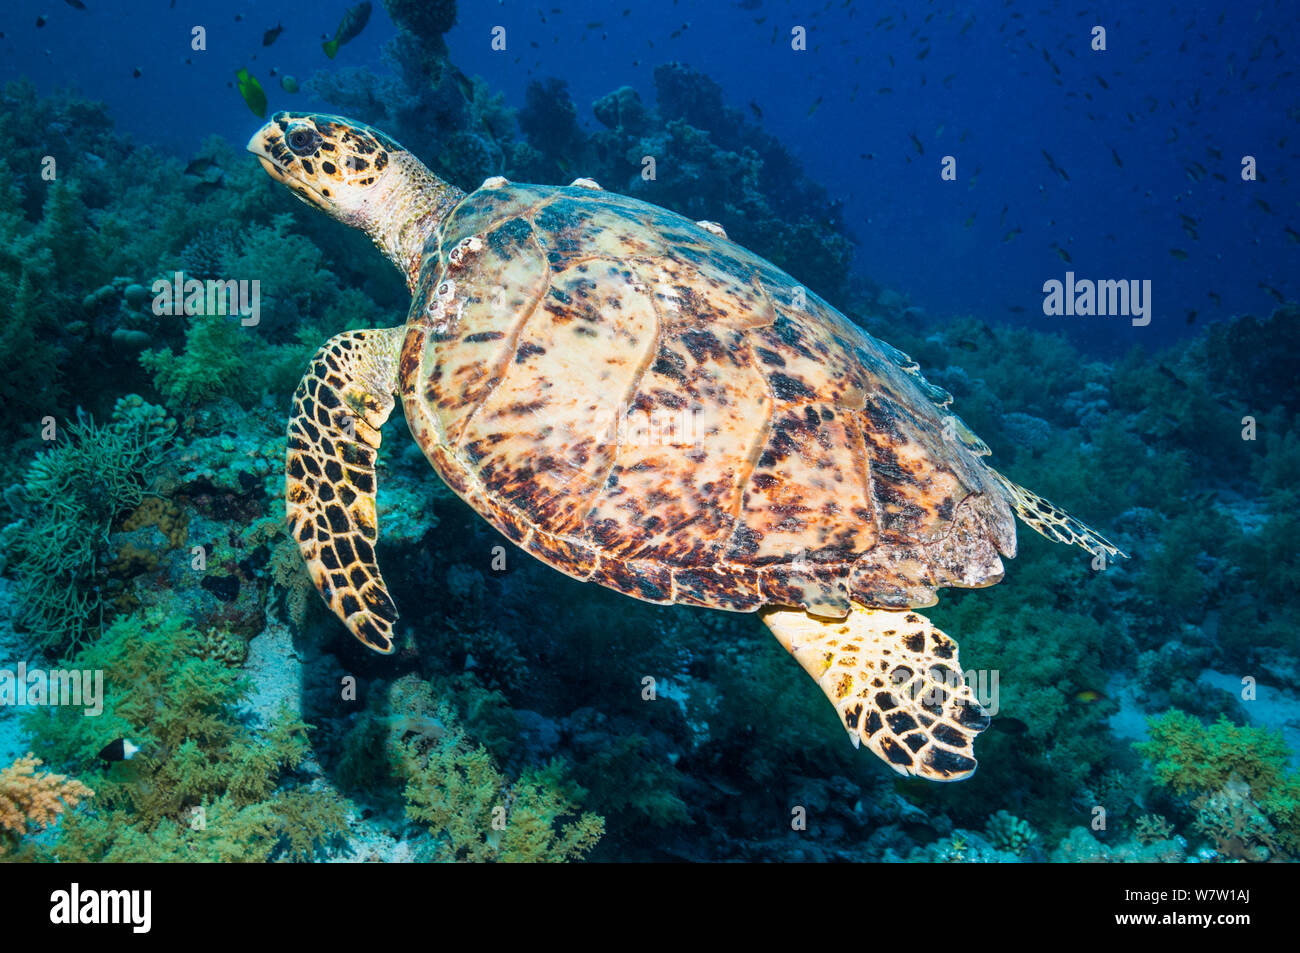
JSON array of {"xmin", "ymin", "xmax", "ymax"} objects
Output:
[
  {"xmin": 254, "ymin": 112, "xmax": 1126, "ymax": 777},
  {"xmin": 400, "ymin": 180, "xmax": 1023, "ymax": 618}
]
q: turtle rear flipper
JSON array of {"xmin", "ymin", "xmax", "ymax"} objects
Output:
[
  {"xmin": 287, "ymin": 327, "xmax": 406, "ymax": 652},
  {"xmin": 763, "ymin": 604, "xmax": 990, "ymax": 781},
  {"xmin": 991, "ymin": 471, "xmax": 1126, "ymax": 559}
]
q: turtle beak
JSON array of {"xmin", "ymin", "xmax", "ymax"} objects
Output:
[{"xmin": 246, "ymin": 124, "xmax": 288, "ymax": 182}]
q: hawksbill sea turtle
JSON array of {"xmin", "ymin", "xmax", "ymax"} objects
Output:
[{"xmin": 247, "ymin": 112, "xmax": 1124, "ymax": 781}]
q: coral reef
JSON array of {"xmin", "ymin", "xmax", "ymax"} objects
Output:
[
  {"xmin": 21, "ymin": 609, "xmax": 347, "ymax": 862},
  {"xmin": 0, "ymin": 754, "xmax": 93, "ymax": 858},
  {"xmin": 332, "ymin": 675, "xmax": 603, "ymax": 862},
  {"xmin": 1134, "ymin": 813, "xmax": 1175, "ymax": 845},
  {"xmin": 1, "ymin": 23, "xmax": 1297, "ymax": 864},
  {"xmin": 984, "ymin": 810, "xmax": 1039, "ymax": 855},
  {"xmin": 1136, "ymin": 710, "xmax": 1299, "ymax": 858},
  {"xmin": 5, "ymin": 396, "xmax": 174, "ymax": 650}
]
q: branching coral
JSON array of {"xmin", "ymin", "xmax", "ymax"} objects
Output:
[
  {"xmin": 7, "ymin": 396, "xmax": 174, "ymax": 649},
  {"xmin": 0, "ymin": 754, "xmax": 94, "ymax": 856},
  {"xmin": 1137, "ymin": 710, "xmax": 1300, "ymax": 858},
  {"xmin": 377, "ymin": 677, "xmax": 603, "ymax": 861},
  {"xmin": 1133, "ymin": 813, "xmax": 1175, "ymax": 845},
  {"xmin": 23, "ymin": 609, "xmax": 348, "ymax": 862},
  {"xmin": 401, "ymin": 734, "xmax": 603, "ymax": 862},
  {"xmin": 141, "ymin": 313, "xmax": 249, "ymax": 410},
  {"xmin": 1192, "ymin": 778, "xmax": 1279, "ymax": 862}
]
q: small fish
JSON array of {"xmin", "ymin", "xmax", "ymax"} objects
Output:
[
  {"xmin": 955, "ymin": 338, "xmax": 978, "ymax": 351},
  {"xmin": 807, "ymin": 95, "xmax": 823, "ymax": 117},
  {"xmin": 1111, "ymin": 147, "xmax": 1123, "ymax": 167},
  {"xmin": 1258, "ymin": 282, "xmax": 1284, "ymax": 303},
  {"xmin": 64, "ymin": 0, "xmax": 88, "ymax": 9},
  {"xmin": 1006, "ymin": 305, "xmax": 1025, "ymax": 314},
  {"xmin": 184, "ymin": 157, "xmax": 216, "ymax": 176},
  {"xmin": 235, "ymin": 68, "xmax": 267, "ymax": 118},
  {"xmin": 1253, "ymin": 198, "xmax": 1273, "ymax": 214},
  {"xmin": 1169, "ymin": 248, "xmax": 1189, "ymax": 260},
  {"xmin": 963, "ymin": 213, "xmax": 976, "ymax": 228},
  {"xmin": 909, "ymin": 131, "xmax": 924, "ymax": 154},
  {"xmin": 1002, "ymin": 227, "xmax": 1022, "ymax": 243},
  {"xmin": 192, "ymin": 179, "xmax": 223, "ymax": 198},
  {"xmin": 1185, "ymin": 309, "xmax": 1197, "ymax": 325},
  {"xmin": 1041, "ymin": 149, "xmax": 1069, "ymax": 181},
  {"xmin": 1074, "ymin": 689, "xmax": 1104, "ymax": 704},
  {"xmin": 749, "ymin": 100, "xmax": 762, "ymax": 120},
  {"xmin": 280, "ymin": 75, "xmax": 299, "ymax": 94},
  {"xmin": 451, "ymin": 68, "xmax": 474, "ymax": 102},
  {"xmin": 36, "ymin": 15, "xmax": 47, "ymax": 27},
  {"xmin": 1054, "ymin": 245, "xmax": 1072, "ymax": 263},
  {"xmin": 263, "ymin": 23, "xmax": 284, "ymax": 47},
  {"xmin": 97, "ymin": 738, "xmax": 141, "ymax": 763},
  {"xmin": 1157, "ymin": 365, "xmax": 1188, "ymax": 389},
  {"xmin": 1284, "ymin": 226, "xmax": 1300, "ymax": 244},
  {"xmin": 1208, "ymin": 291, "xmax": 1222, "ymax": 306},
  {"xmin": 323, "ymin": 1, "xmax": 372, "ymax": 58},
  {"xmin": 132, "ymin": 67, "xmax": 142, "ymax": 78}
]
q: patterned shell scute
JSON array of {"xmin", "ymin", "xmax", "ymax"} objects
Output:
[{"xmin": 407, "ymin": 183, "xmax": 1016, "ymax": 617}]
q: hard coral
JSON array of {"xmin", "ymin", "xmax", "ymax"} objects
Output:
[
  {"xmin": 984, "ymin": 810, "xmax": 1039, "ymax": 854},
  {"xmin": 122, "ymin": 496, "xmax": 188, "ymax": 548}
]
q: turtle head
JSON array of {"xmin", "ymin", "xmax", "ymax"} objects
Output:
[{"xmin": 247, "ymin": 112, "xmax": 461, "ymax": 289}]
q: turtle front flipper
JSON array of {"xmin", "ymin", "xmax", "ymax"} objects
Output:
[
  {"xmin": 762, "ymin": 604, "xmax": 990, "ymax": 781},
  {"xmin": 287, "ymin": 326, "xmax": 406, "ymax": 653}
]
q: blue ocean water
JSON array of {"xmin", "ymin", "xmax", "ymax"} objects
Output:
[
  {"xmin": 5, "ymin": 1, "xmax": 1297, "ymax": 352},
  {"xmin": 1, "ymin": 0, "xmax": 1298, "ymax": 866}
]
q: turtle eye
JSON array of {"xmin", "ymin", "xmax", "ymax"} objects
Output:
[{"xmin": 287, "ymin": 127, "xmax": 320, "ymax": 156}]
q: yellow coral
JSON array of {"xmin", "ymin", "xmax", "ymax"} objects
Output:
[
  {"xmin": 108, "ymin": 541, "xmax": 159, "ymax": 576},
  {"xmin": 122, "ymin": 496, "xmax": 188, "ymax": 548},
  {"xmin": 197, "ymin": 627, "xmax": 249, "ymax": 666},
  {"xmin": 0, "ymin": 754, "xmax": 94, "ymax": 838}
]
